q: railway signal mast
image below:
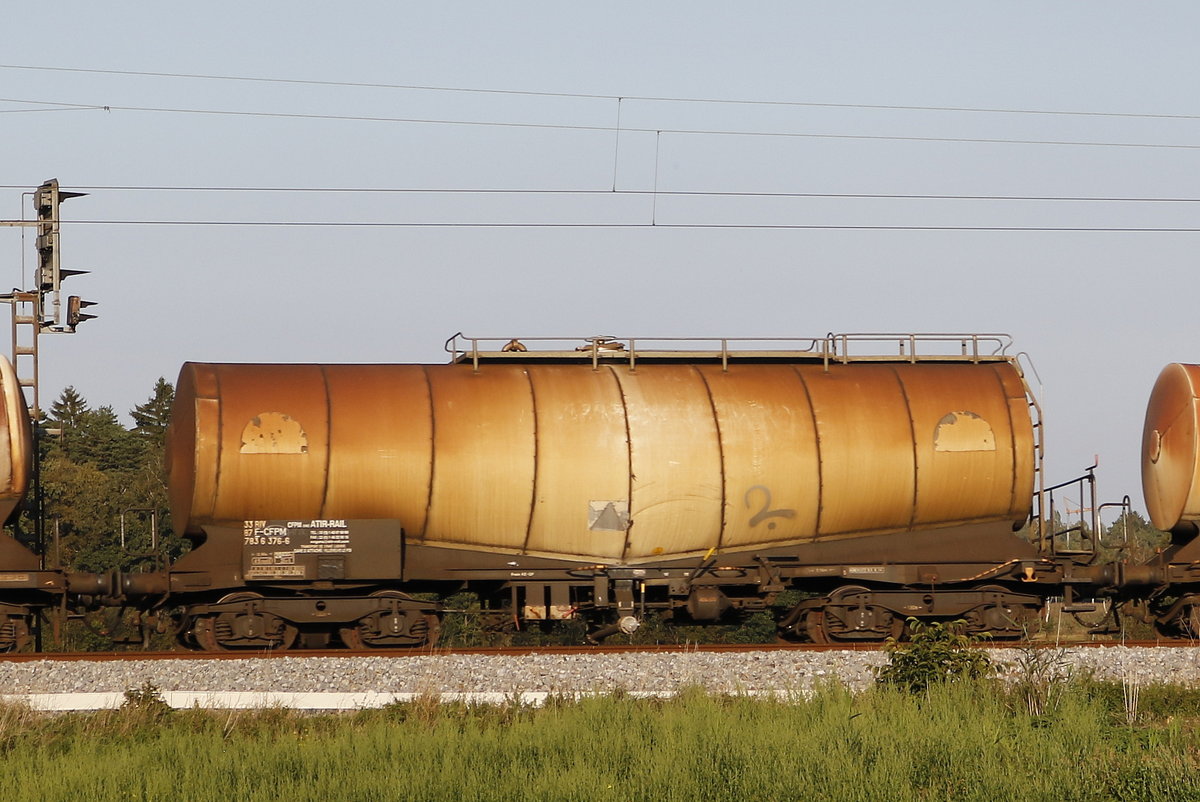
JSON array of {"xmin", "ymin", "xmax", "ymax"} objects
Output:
[
  {"xmin": 0, "ymin": 180, "xmax": 97, "ymax": 646},
  {"xmin": 0, "ymin": 178, "xmax": 96, "ymax": 419},
  {"xmin": 35, "ymin": 179, "xmax": 94, "ymax": 334}
]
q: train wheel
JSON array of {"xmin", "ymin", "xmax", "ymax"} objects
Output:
[
  {"xmin": 803, "ymin": 610, "xmax": 830, "ymax": 644},
  {"xmin": 887, "ymin": 615, "xmax": 906, "ymax": 642},
  {"xmin": 781, "ymin": 596, "xmax": 902, "ymax": 644},
  {"xmin": 338, "ymin": 614, "xmax": 440, "ymax": 650},
  {"xmin": 1179, "ymin": 604, "xmax": 1200, "ymax": 639},
  {"xmin": 190, "ymin": 593, "xmax": 298, "ymax": 652},
  {"xmin": 820, "ymin": 585, "xmax": 905, "ymax": 643},
  {"xmin": 173, "ymin": 612, "xmax": 199, "ymax": 650},
  {"xmin": 1153, "ymin": 597, "xmax": 1200, "ymax": 639},
  {"xmin": 0, "ymin": 616, "xmax": 30, "ymax": 652},
  {"xmin": 338, "ymin": 591, "xmax": 441, "ymax": 650},
  {"xmin": 1179, "ymin": 603, "xmax": 1200, "ymax": 639},
  {"xmin": 192, "ymin": 616, "xmax": 227, "ymax": 652},
  {"xmin": 968, "ymin": 585, "xmax": 1036, "ymax": 639}
]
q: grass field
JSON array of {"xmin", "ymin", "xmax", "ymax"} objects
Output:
[{"xmin": 2, "ymin": 679, "xmax": 1200, "ymax": 801}]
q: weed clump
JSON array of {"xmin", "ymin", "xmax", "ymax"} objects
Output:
[
  {"xmin": 876, "ymin": 619, "xmax": 991, "ymax": 693},
  {"xmin": 120, "ymin": 681, "xmax": 172, "ymax": 719},
  {"xmin": 1008, "ymin": 642, "xmax": 1072, "ymax": 717}
]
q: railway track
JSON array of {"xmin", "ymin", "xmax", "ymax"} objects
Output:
[
  {"xmin": 2, "ymin": 639, "xmax": 1193, "ymax": 713},
  {"xmin": 0, "ymin": 639, "xmax": 1190, "ymax": 662}
]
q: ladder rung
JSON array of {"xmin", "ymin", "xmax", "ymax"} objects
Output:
[{"xmin": 13, "ymin": 316, "xmax": 35, "ymax": 324}]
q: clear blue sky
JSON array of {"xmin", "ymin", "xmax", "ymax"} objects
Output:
[{"xmin": 2, "ymin": 3, "xmax": 1198, "ymax": 516}]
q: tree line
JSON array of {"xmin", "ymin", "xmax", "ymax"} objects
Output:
[{"xmin": 29, "ymin": 378, "xmax": 187, "ymax": 574}]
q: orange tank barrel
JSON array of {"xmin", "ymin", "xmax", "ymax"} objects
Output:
[
  {"xmin": 0, "ymin": 356, "xmax": 31, "ymax": 524},
  {"xmin": 166, "ymin": 358, "xmax": 1036, "ymax": 564},
  {"xmin": 1142, "ymin": 363, "xmax": 1200, "ymax": 531}
]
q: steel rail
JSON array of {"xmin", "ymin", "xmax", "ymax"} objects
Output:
[{"xmin": 0, "ymin": 639, "xmax": 1189, "ymax": 662}]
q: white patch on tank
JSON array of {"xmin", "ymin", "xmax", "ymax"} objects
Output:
[
  {"xmin": 933, "ymin": 411, "xmax": 995, "ymax": 452},
  {"xmin": 588, "ymin": 500, "xmax": 630, "ymax": 531},
  {"xmin": 240, "ymin": 412, "xmax": 309, "ymax": 454}
]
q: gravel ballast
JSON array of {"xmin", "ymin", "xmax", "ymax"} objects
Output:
[{"xmin": 0, "ymin": 647, "xmax": 1195, "ymax": 701}]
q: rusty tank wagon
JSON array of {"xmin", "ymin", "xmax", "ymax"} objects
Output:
[
  {"xmin": 0, "ymin": 332, "xmax": 1193, "ymax": 651},
  {"xmin": 105, "ymin": 332, "xmax": 1171, "ymax": 651}
]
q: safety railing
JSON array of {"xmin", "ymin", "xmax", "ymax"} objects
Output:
[
  {"xmin": 444, "ymin": 332, "xmax": 1015, "ymax": 372},
  {"xmin": 1097, "ymin": 495, "xmax": 1134, "ymax": 551},
  {"xmin": 1040, "ymin": 464, "xmax": 1100, "ymax": 557}
]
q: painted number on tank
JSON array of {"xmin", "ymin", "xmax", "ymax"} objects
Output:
[
  {"xmin": 744, "ymin": 486, "xmax": 796, "ymax": 531},
  {"xmin": 243, "ymin": 523, "xmax": 291, "ymax": 546}
]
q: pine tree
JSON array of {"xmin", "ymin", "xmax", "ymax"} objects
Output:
[
  {"xmin": 38, "ymin": 382, "xmax": 186, "ymax": 571},
  {"xmin": 131, "ymin": 378, "xmax": 174, "ymax": 445},
  {"xmin": 49, "ymin": 386, "xmax": 89, "ymax": 426},
  {"xmin": 48, "ymin": 386, "xmax": 89, "ymax": 458},
  {"xmin": 77, "ymin": 406, "xmax": 143, "ymax": 472}
]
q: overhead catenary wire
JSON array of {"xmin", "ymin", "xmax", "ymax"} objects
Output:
[
  {"xmin": 3, "ymin": 68, "xmax": 1198, "ymax": 230},
  {"xmin": 1, "ymin": 96, "xmax": 1199, "ymax": 151},
  {"xmin": 4, "ymin": 63, "xmax": 1200, "ymax": 122},
  {"xmin": 2, "ymin": 185, "xmax": 1198, "ymax": 204},
  {"xmin": 0, "ymin": 106, "xmax": 99, "ymax": 115},
  {"xmin": 40, "ymin": 220, "xmax": 1200, "ymax": 231},
  {"xmin": 3, "ymin": 186, "xmax": 1196, "ymax": 231}
]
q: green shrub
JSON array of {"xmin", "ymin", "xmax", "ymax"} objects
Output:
[{"xmin": 876, "ymin": 618, "xmax": 991, "ymax": 693}]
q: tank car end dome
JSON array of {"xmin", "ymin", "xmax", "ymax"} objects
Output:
[
  {"xmin": 1142, "ymin": 363, "xmax": 1200, "ymax": 532},
  {"xmin": 164, "ymin": 362, "xmax": 207, "ymax": 534},
  {"xmin": 0, "ymin": 356, "xmax": 32, "ymax": 523}
]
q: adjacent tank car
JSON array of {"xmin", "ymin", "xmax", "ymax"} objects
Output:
[
  {"xmin": 1137, "ymin": 363, "xmax": 1200, "ymax": 634},
  {"xmin": 113, "ymin": 333, "xmax": 1158, "ymax": 651},
  {"xmin": 0, "ymin": 354, "xmax": 42, "ymax": 649}
]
